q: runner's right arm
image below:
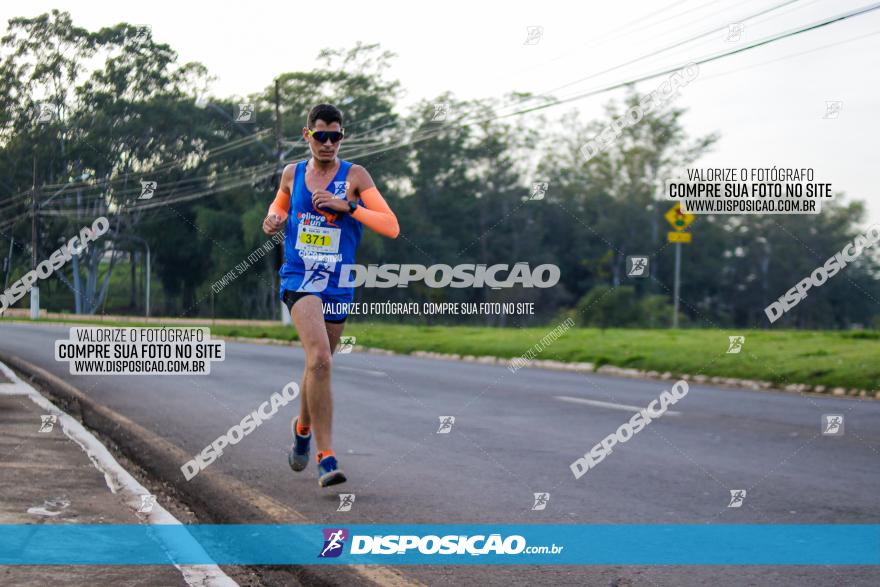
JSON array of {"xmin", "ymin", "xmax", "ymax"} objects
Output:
[{"xmin": 263, "ymin": 164, "xmax": 295, "ymax": 235}]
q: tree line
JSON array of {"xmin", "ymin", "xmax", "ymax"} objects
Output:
[{"xmin": 1, "ymin": 11, "xmax": 877, "ymax": 329}]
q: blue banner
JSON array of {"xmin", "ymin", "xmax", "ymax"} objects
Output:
[{"xmin": 1, "ymin": 524, "xmax": 877, "ymax": 565}]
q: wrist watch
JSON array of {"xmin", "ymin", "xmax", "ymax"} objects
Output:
[{"xmin": 347, "ymin": 200, "xmax": 358, "ymax": 214}]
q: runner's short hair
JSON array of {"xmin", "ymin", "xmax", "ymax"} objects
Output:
[{"xmin": 307, "ymin": 104, "xmax": 343, "ymax": 128}]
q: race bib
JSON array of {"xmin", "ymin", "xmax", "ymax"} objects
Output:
[{"xmin": 295, "ymin": 223, "xmax": 341, "ymax": 253}]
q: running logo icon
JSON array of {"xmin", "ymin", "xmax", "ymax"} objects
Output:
[
  {"xmin": 235, "ymin": 103, "xmax": 255, "ymax": 123},
  {"xmin": 725, "ymin": 22, "xmax": 744, "ymax": 42},
  {"xmin": 823, "ymin": 100, "xmax": 842, "ymax": 119},
  {"xmin": 300, "ymin": 260, "xmax": 332, "ymax": 292},
  {"xmin": 431, "ymin": 103, "xmax": 449, "ymax": 122},
  {"xmin": 319, "ymin": 528, "xmax": 348, "ymax": 558},
  {"xmin": 532, "ymin": 492, "xmax": 549, "ymax": 511},
  {"xmin": 137, "ymin": 494, "xmax": 156, "ymax": 513},
  {"xmin": 36, "ymin": 103, "xmax": 54, "ymax": 124},
  {"xmin": 333, "ymin": 181, "xmax": 349, "ymax": 198},
  {"xmin": 728, "ymin": 489, "xmax": 746, "ymax": 508},
  {"xmin": 437, "ymin": 416, "xmax": 455, "ymax": 434},
  {"xmin": 626, "ymin": 256, "xmax": 649, "ymax": 278},
  {"xmin": 38, "ymin": 415, "xmax": 57, "ymax": 433},
  {"xmin": 139, "ymin": 180, "xmax": 157, "ymax": 200},
  {"xmin": 338, "ymin": 336, "xmax": 356, "ymax": 354},
  {"xmin": 727, "ymin": 336, "xmax": 745, "ymax": 354},
  {"xmin": 337, "ymin": 494, "xmax": 355, "ymax": 512},
  {"xmin": 524, "ymin": 26, "xmax": 543, "ymax": 45},
  {"xmin": 133, "ymin": 25, "xmax": 151, "ymax": 39},
  {"xmin": 530, "ymin": 182, "xmax": 548, "ymax": 201},
  {"xmin": 822, "ymin": 414, "xmax": 844, "ymax": 436}
]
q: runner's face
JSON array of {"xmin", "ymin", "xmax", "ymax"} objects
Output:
[{"xmin": 304, "ymin": 120, "xmax": 343, "ymax": 162}]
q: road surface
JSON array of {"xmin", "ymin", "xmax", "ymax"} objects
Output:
[{"xmin": 1, "ymin": 321, "xmax": 878, "ymax": 586}]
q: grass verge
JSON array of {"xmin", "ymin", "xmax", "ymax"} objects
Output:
[{"xmin": 3, "ymin": 317, "xmax": 878, "ymax": 391}]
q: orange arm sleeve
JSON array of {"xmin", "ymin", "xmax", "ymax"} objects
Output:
[
  {"xmin": 268, "ymin": 189, "xmax": 290, "ymax": 220},
  {"xmin": 352, "ymin": 186, "xmax": 400, "ymax": 239}
]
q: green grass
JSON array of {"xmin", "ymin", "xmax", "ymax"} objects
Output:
[{"xmin": 3, "ymin": 317, "xmax": 878, "ymax": 391}]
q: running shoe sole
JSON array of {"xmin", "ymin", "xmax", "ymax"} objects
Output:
[
  {"xmin": 317, "ymin": 455, "xmax": 347, "ymax": 487},
  {"xmin": 318, "ymin": 469, "xmax": 347, "ymax": 487},
  {"xmin": 289, "ymin": 446, "xmax": 309, "ymax": 472},
  {"xmin": 289, "ymin": 418, "xmax": 310, "ymax": 472}
]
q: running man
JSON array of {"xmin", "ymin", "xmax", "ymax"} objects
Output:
[{"xmin": 262, "ymin": 104, "xmax": 399, "ymax": 487}]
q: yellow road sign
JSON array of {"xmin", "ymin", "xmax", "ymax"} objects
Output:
[
  {"xmin": 668, "ymin": 231, "xmax": 692, "ymax": 243},
  {"xmin": 665, "ymin": 203, "xmax": 695, "ymax": 232}
]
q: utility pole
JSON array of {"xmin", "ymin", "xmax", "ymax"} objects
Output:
[
  {"xmin": 672, "ymin": 242, "xmax": 681, "ymax": 328},
  {"xmin": 3, "ymin": 236, "xmax": 13, "ymax": 291},
  {"xmin": 145, "ymin": 244, "xmax": 151, "ymax": 318},
  {"xmin": 30, "ymin": 149, "xmax": 39, "ymax": 320},
  {"xmin": 130, "ymin": 250, "xmax": 136, "ymax": 309},
  {"xmin": 274, "ymin": 78, "xmax": 282, "ymax": 154},
  {"xmin": 72, "ymin": 186, "xmax": 83, "ymax": 314}
]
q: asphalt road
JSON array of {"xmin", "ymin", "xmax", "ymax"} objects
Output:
[{"xmin": 1, "ymin": 321, "xmax": 878, "ymax": 586}]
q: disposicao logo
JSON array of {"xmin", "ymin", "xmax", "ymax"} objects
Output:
[{"xmin": 319, "ymin": 528, "xmax": 348, "ymax": 558}]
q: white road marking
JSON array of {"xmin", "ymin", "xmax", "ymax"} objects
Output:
[
  {"xmin": 335, "ymin": 365, "xmax": 386, "ymax": 377},
  {"xmin": 555, "ymin": 395, "xmax": 681, "ymax": 416},
  {"xmin": 0, "ymin": 361, "xmax": 238, "ymax": 586},
  {"xmin": 27, "ymin": 507, "xmax": 63, "ymax": 517}
]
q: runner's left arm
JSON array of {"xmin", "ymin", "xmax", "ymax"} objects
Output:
[{"xmin": 350, "ymin": 165, "xmax": 400, "ymax": 239}]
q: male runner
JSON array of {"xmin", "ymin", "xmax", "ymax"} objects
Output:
[{"xmin": 262, "ymin": 104, "xmax": 399, "ymax": 487}]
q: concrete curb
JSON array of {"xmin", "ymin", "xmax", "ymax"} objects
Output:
[
  {"xmin": 0, "ymin": 351, "xmax": 421, "ymax": 587},
  {"xmin": 405, "ymin": 350, "xmax": 879, "ymax": 400},
  {"xmin": 8, "ymin": 319, "xmax": 876, "ymax": 399},
  {"xmin": 0, "ymin": 360, "xmax": 237, "ymax": 587}
]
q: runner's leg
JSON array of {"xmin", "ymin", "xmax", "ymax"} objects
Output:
[
  {"xmin": 297, "ymin": 350, "xmax": 311, "ymax": 431},
  {"xmin": 291, "ymin": 295, "xmax": 334, "ymax": 454},
  {"xmin": 297, "ymin": 320, "xmax": 344, "ymax": 429},
  {"xmin": 325, "ymin": 321, "xmax": 345, "ymax": 356}
]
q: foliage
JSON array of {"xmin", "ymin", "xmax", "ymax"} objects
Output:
[{"xmin": 1, "ymin": 11, "xmax": 878, "ymax": 329}]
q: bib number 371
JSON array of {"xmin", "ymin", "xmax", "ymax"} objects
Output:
[{"xmin": 295, "ymin": 224, "xmax": 340, "ymax": 253}]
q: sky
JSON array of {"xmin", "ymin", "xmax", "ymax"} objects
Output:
[{"xmin": 4, "ymin": 0, "xmax": 880, "ymax": 225}]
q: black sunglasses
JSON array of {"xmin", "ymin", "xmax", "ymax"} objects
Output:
[{"xmin": 307, "ymin": 129, "xmax": 344, "ymax": 144}]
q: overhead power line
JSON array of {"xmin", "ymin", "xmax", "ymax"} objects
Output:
[{"xmin": 344, "ymin": 1, "xmax": 880, "ymax": 161}]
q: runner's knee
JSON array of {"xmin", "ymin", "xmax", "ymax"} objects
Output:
[{"xmin": 306, "ymin": 350, "xmax": 332, "ymax": 374}]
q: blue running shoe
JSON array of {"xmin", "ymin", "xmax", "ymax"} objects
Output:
[
  {"xmin": 288, "ymin": 418, "xmax": 311, "ymax": 472},
  {"xmin": 317, "ymin": 454, "xmax": 347, "ymax": 487}
]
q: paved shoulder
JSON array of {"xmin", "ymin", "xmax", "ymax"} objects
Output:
[{"xmin": 0, "ymin": 360, "xmax": 236, "ymax": 587}]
